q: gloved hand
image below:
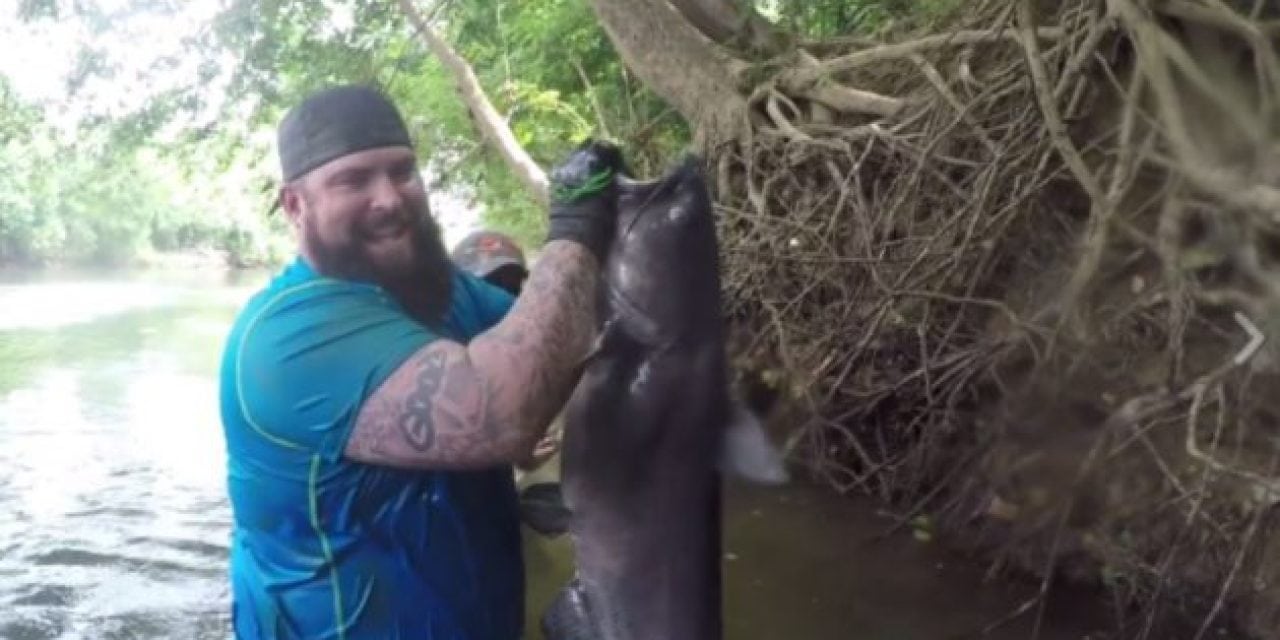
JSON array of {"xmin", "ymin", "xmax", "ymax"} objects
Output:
[{"xmin": 545, "ymin": 139, "xmax": 627, "ymax": 262}]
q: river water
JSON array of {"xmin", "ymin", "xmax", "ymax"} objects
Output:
[{"xmin": 0, "ymin": 268, "xmax": 1111, "ymax": 640}]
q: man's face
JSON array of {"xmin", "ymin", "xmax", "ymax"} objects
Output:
[{"xmin": 283, "ymin": 146, "xmax": 446, "ymax": 281}]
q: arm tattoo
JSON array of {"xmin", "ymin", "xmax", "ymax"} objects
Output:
[
  {"xmin": 402, "ymin": 350, "xmax": 447, "ymax": 450},
  {"xmin": 470, "ymin": 240, "xmax": 598, "ymax": 434},
  {"xmin": 348, "ymin": 343, "xmax": 500, "ymax": 468},
  {"xmin": 346, "ymin": 240, "xmax": 599, "ymax": 469}
]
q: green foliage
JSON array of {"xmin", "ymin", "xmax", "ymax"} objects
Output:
[
  {"xmin": 2, "ymin": 0, "xmax": 959, "ymax": 266},
  {"xmin": 763, "ymin": 0, "xmax": 893, "ymax": 37},
  {"xmin": 202, "ymin": 0, "xmax": 691, "ymax": 251},
  {"xmin": 432, "ymin": 0, "xmax": 692, "ymax": 244},
  {"xmin": 0, "ymin": 74, "xmax": 284, "ymax": 268},
  {"xmin": 761, "ymin": 0, "xmax": 963, "ymax": 38},
  {"xmin": 0, "ymin": 0, "xmax": 296, "ymax": 268},
  {"xmin": 0, "ymin": 78, "xmax": 40, "ymax": 146}
]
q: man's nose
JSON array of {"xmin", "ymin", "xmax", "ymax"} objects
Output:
[{"xmin": 368, "ymin": 174, "xmax": 404, "ymax": 212}]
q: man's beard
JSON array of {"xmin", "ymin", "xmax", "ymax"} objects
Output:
[{"xmin": 305, "ymin": 205, "xmax": 454, "ymax": 326}]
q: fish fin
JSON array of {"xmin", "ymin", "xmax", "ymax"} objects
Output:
[
  {"xmin": 518, "ymin": 482, "xmax": 572, "ymax": 538},
  {"xmin": 542, "ymin": 578, "xmax": 596, "ymax": 640},
  {"xmin": 577, "ymin": 317, "xmax": 621, "ymax": 370},
  {"xmin": 719, "ymin": 395, "xmax": 790, "ymax": 485}
]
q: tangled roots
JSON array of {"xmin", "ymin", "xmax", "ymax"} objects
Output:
[{"xmin": 714, "ymin": 1, "xmax": 1280, "ymax": 636}]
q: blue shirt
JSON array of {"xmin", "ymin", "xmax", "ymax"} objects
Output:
[{"xmin": 219, "ymin": 257, "xmax": 521, "ymax": 640}]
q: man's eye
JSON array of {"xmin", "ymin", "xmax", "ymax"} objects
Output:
[
  {"xmin": 335, "ymin": 173, "xmax": 368, "ymax": 189},
  {"xmin": 391, "ymin": 164, "xmax": 417, "ymax": 183}
]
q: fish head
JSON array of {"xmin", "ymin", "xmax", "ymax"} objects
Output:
[{"xmin": 605, "ymin": 156, "xmax": 721, "ymax": 347}]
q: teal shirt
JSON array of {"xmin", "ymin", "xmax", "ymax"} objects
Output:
[{"xmin": 219, "ymin": 257, "xmax": 522, "ymax": 640}]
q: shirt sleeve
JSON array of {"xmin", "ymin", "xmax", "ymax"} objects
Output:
[{"xmin": 232, "ymin": 280, "xmax": 435, "ymax": 462}]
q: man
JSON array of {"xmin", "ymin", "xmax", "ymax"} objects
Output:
[{"xmin": 218, "ymin": 84, "xmax": 622, "ymax": 639}]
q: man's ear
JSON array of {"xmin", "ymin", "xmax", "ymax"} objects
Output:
[{"xmin": 279, "ymin": 182, "xmax": 305, "ymax": 228}]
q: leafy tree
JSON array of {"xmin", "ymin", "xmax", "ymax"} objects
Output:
[{"xmin": 0, "ymin": 0, "xmax": 933, "ymax": 261}]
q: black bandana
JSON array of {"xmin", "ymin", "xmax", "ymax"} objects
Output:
[{"xmin": 277, "ymin": 85, "xmax": 413, "ymax": 181}]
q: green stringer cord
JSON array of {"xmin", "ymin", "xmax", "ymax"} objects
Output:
[{"xmin": 553, "ymin": 169, "xmax": 614, "ymax": 203}]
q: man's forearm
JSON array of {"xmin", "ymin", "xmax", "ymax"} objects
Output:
[
  {"xmin": 344, "ymin": 240, "xmax": 598, "ymax": 470},
  {"xmin": 468, "ymin": 240, "xmax": 599, "ymax": 449}
]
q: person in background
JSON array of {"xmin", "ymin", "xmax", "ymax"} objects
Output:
[{"xmin": 450, "ymin": 230, "xmax": 530, "ymax": 297}]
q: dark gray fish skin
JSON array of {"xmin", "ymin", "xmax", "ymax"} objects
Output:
[
  {"xmin": 543, "ymin": 156, "xmax": 729, "ymax": 640},
  {"xmin": 518, "ymin": 482, "xmax": 571, "ymax": 537}
]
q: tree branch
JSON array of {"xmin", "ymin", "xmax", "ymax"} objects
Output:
[
  {"xmin": 1017, "ymin": 0, "xmax": 1114, "ymax": 327},
  {"xmin": 1110, "ymin": 0, "xmax": 1280, "ymax": 220},
  {"xmin": 588, "ymin": 0, "xmax": 751, "ymax": 147},
  {"xmin": 669, "ymin": 0, "xmax": 785, "ymax": 55},
  {"xmin": 571, "ymin": 56, "xmax": 611, "ymax": 138},
  {"xmin": 398, "ymin": 0, "xmax": 548, "ymax": 205},
  {"xmin": 781, "ymin": 27, "xmax": 1066, "ymax": 89},
  {"xmin": 786, "ymin": 50, "xmax": 905, "ymax": 118}
]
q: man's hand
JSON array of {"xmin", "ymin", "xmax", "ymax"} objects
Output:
[
  {"xmin": 516, "ymin": 433, "xmax": 560, "ymax": 473},
  {"xmin": 545, "ymin": 139, "xmax": 628, "ymax": 262}
]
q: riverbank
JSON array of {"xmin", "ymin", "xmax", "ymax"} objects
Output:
[
  {"xmin": 133, "ymin": 248, "xmax": 275, "ymax": 271},
  {"xmin": 0, "ymin": 248, "xmax": 282, "ymax": 280}
]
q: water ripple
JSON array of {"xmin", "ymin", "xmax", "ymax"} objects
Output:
[{"xmin": 0, "ymin": 275, "xmax": 240, "ymax": 640}]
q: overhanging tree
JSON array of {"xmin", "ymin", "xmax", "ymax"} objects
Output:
[{"xmin": 577, "ymin": 2, "xmax": 1280, "ymax": 637}]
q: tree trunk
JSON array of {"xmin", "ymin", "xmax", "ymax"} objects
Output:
[
  {"xmin": 668, "ymin": 0, "xmax": 785, "ymax": 55},
  {"xmin": 587, "ymin": 0, "xmax": 751, "ymax": 148},
  {"xmin": 398, "ymin": 0, "xmax": 549, "ymax": 205}
]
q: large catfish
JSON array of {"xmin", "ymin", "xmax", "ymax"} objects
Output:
[{"xmin": 542, "ymin": 156, "xmax": 787, "ymax": 640}]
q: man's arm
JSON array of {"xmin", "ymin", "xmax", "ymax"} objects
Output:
[{"xmin": 345, "ymin": 240, "xmax": 597, "ymax": 469}]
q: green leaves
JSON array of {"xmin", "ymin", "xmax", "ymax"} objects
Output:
[
  {"xmin": 7, "ymin": 0, "xmax": 691, "ymax": 256},
  {"xmin": 763, "ymin": 0, "xmax": 962, "ymax": 38},
  {"xmin": 425, "ymin": 0, "xmax": 691, "ymax": 239},
  {"xmin": 774, "ymin": 0, "xmax": 892, "ymax": 38},
  {"xmin": 0, "ymin": 77, "xmax": 41, "ymax": 145},
  {"xmin": 2, "ymin": 0, "xmax": 955, "ymax": 266},
  {"xmin": 0, "ymin": 76, "xmax": 283, "ymax": 267},
  {"xmin": 15, "ymin": 0, "xmax": 58, "ymax": 21}
]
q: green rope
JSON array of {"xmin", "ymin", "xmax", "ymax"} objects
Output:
[{"xmin": 552, "ymin": 168, "xmax": 614, "ymax": 203}]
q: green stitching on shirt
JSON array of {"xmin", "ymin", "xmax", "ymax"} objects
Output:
[{"xmin": 309, "ymin": 454, "xmax": 348, "ymax": 640}]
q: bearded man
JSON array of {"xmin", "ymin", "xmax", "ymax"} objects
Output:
[{"xmin": 217, "ymin": 85, "xmax": 621, "ymax": 639}]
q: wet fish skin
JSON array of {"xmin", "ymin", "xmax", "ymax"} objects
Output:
[{"xmin": 543, "ymin": 156, "xmax": 784, "ymax": 640}]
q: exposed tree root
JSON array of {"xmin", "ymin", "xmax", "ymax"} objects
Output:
[{"xmin": 709, "ymin": 1, "xmax": 1280, "ymax": 637}]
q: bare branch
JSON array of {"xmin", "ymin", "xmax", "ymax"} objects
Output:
[
  {"xmin": 782, "ymin": 27, "xmax": 1066, "ymax": 89},
  {"xmin": 1111, "ymin": 0, "xmax": 1280, "ymax": 220},
  {"xmin": 571, "ymin": 56, "xmax": 612, "ymax": 138},
  {"xmin": 668, "ymin": 0, "xmax": 784, "ymax": 54},
  {"xmin": 398, "ymin": 0, "xmax": 549, "ymax": 204}
]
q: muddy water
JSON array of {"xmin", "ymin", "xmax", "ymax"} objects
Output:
[
  {"xmin": 0, "ymin": 269, "xmax": 1108, "ymax": 639},
  {"xmin": 525, "ymin": 481, "xmax": 1111, "ymax": 640}
]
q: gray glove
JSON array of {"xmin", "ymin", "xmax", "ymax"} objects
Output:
[{"xmin": 545, "ymin": 139, "xmax": 627, "ymax": 261}]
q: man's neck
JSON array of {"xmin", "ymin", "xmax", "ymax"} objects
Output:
[{"xmin": 296, "ymin": 248, "xmax": 453, "ymax": 327}]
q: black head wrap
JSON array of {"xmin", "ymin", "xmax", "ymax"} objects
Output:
[{"xmin": 277, "ymin": 85, "xmax": 413, "ymax": 182}]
